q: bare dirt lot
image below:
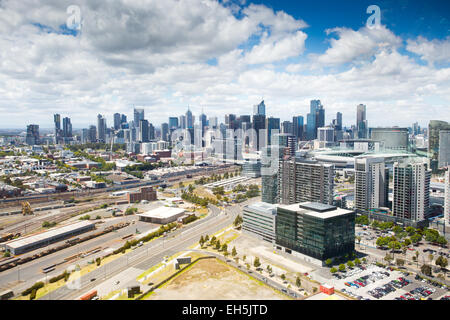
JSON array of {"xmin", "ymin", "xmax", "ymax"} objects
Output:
[{"xmin": 147, "ymin": 258, "xmax": 288, "ymax": 300}]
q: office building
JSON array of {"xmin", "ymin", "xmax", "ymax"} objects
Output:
[
  {"xmin": 26, "ymin": 125, "xmax": 40, "ymax": 145},
  {"xmin": 335, "ymin": 112, "xmax": 343, "ymax": 131},
  {"xmin": 127, "ymin": 187, "xmax": 157, "ymax": 204},
  {"xmin": 369, "ymin": 127, "xmax": 409, "ymax": 151},
  {"xmin": 242, "ymin": 202, "xmax": 277, "ymax": 243},
  {"xmin": 438, "ymin": 130, "xmax": 450, "ymax": 168},
  {"xmin": 282, "ymin": 121, "xmax": 293, "ymax": 135},
  {"xmin": 392, "ymin": 159, "xmax": 431, "ymax": 222},
  {"xmin": 306, "ymin": 100, "xmax": 324, "ymax": 140},
  {"xmin": 186, "ymin": 108, "xmax": 194, "ymax": 129},
  {"xmin": 254, "ymin": 100, "xmax": 266, "ymax": 116},
  {"xmin": 266, "ymin": 117, "xmax": 280, "ymax": 145},
  {"xmin": 278, "ymin": 158, "xmax": 334, "ymax": 205},
  {"xmin": 209, "ymin": 116, "xmax": 218, "ymax": 129},
  {"xmin": 169, "ymin": 117, "xmax": 179, "ymax": 130},
  {"xmin": 429, "ymin": 121, "xmax": 450, "ymax": 172},
  {"xmin": 252, "ymin": 114, "xmax": 266, "ymax": 151},
  {"xmin": 88, "ymin": 125, "xmax": 97, "ymax": 143},
  {"xmin": 354, "ymin": 157, "xmax": 389, "ymax": 213},
  {"xmin": 318, "ymin": 127, "xmax": 335, "ymax": 143},
  {"xmin": 356, "ymin": 104, "xmax": 368, "ymax": 139},
  {"xmin": 275, "ymin": 202, "xmax": 355, "ymax": 266},
  {"xmin": 292, "ymin": 116, "xmax": 304, "ymax": 141}
]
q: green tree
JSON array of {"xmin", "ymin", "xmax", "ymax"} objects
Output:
[
  {"xmin": 325, "ymin": 258, "xmax": 332, "ymax": 267},
  {"xmin": 396, "ymin": 258, "xmax": 405, "ymax": 267},
  {"xmin": 435, "ymin": 255, "xmax": 448, "ymax": 270},
  {"xmin": 221, "ymin": 243, "xmax": 228, "ymax": 252},
  {"xmin": 347, "ymin": 260, "xmax": 354, "ymax": 268},
  {"xmin": 215, "ymin": 240, "xmax": 221, "ymax": 250},
  {"xmin": 410, "ymin": 233, "xmax": 422, "ymax": 244},
  {"xmin": 436, "ymin": 236, "xmax": 448, "ymax": 247},
  {"xmin": 338, "ymin": 264, "xmax": 346, "ymax": 272},
  {"xmin": 354, "ymin": 258, "xmax": 361, "ymax": 265},
  {"xmin": 199, "ymin": 235, "xmax": 205, "ymax": 247},
  {"xmin": 330, "ymin": 267, "xmax": 338, "ymax": 274},
  {"xmin": 280, "ymin": 274, "xmax": 286, "ymax": 281},
  {"xmin": 232, "ymin": 246, "xmax": 237, "ymax": 257},
  {"xmin": 296, "ymin": 276, "xmax": 301, "ymax": 288},
  {"xmin": 253, "ymin": 257, "xmax": 261, "ymax": 268},
  {"xmin": 421, "ymin": 264, "xmax": 432, "ymax": 277}
]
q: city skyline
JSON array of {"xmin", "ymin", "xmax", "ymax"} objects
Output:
[{"xmin": 0, "ymin": 0, "xmax": 449, "ymax": 128}]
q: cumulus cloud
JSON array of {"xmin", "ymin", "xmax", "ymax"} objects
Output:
[
  {"xmin": 0, "ymin": 0, "xmax": 448, "ymax": 129},
  {"xmin": 314, "ymin": 25, "xmax": 403, "ymax": 66},
  {"xmin": 406, "ymin": 36, "xmax": 450, "ymax": 66}
]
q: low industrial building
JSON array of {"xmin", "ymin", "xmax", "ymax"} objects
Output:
[
  {"xmin": 137, "ymin": 207, "xmax": 186, "ymax": 224},
  {"xmin": 242, "ymin": 202, "xmax": 277, "ymax": 243},
  {"xmin": 2, "ymin": 221, "xmax": 95, "ymax": 255},
  {"xmin": 127, "ymin": 187, "xmax": 157, "ymax": 204},
  {"xmin": 275, "ymin": 202, "xmax": 355, "ymax": 266}
]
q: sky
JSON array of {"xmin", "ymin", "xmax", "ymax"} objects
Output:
[{"xmin": 0, "ymin": 0, "xmax": 449, "ymax": 129}]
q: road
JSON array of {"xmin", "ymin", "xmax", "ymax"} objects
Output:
[{"xmin": 39, "ymin": 201, "xmax": 251, "ymax": 300}]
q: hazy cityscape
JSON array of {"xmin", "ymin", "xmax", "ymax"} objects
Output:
[{"xmin": 0, "ymin": 0, "xmax": 449, "ymax": 305}]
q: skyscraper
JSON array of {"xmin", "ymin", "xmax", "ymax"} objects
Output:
[
  {"xmin": 62, "ymin": 117, "xmax": 72, "ymax": 142},
  {"xmin": 252, "ymin": 114, "xmax": 266, "ymax": 151},
  {"xmin": 292, "ymin": 116, "xmax": 304, "ymax": 141},
  {"xmin": 282, "ymin": 121, "xmax": 293, "ymax": 135},
  {"xmin": 445, "ymin": 167, "xmax": 450, "ymax": 225},
  {"xmin": 356, "ymin": 104, "xmax": 368, "ymax": 139},
  {"xmin": 97, "ymin": 114, "xmax": 107, "ymax": 143},
  {"xmin": 254, "ymin": 100, "xmax": 266, "ymax": 116},
  {"xmin": 266, "ymin": 117, "xmax": 280, "ymax": 145},
  {"xmin": 429, "ymin": 120, "xmax": 450, "ymax": 172},
  {"xmin": 438, "ymin": 130, "xmax": 450, "ymax": 168},
  {"xmin": 161, "ymin": 123, "xmax": 169, "ymax": 142},
  {"xmin": 336, "ymin": 112, "xmax": 343, "ymax": 131},
  {"xmin": 169, "ymin": 117, "xmax": 179, "ymax": 130},
  {"xmin": 354, "ymin": 157, "xmax": 389, "ymax": 213},
  {"xmin": 114, "ymin": 113, "xmax": 121, "ymax": 130},
  {"xmin": 139, "ymin": 119, "xmax": 149, "ymax": 142},
  {"xmin": 134, "ymin": 108, "xmax": 145, "ymax": 127},
  {"xmin": 306, "ymin": 100, "xmax": 324, "ymax": 140},
  {"xmin": 392, "ymin": 159, "xmax": 431, "ymax": 222},
  {"xmin": 278, "ymin": 158, "xmax": 334, "ymax": 205},
  {"xmin": 53, "ymin": 114, "xmax": 62, "ymax": 144},
  {"xmin": 186, "ymin": 108, "xmax": 194, "ymax": 129},
  {"xmin": 88, "ymin": 125, "xmax": 97, "ymax": 143}
]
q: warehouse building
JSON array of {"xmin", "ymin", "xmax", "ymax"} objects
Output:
[
  {"xmin": 3, "ymin": 221, "xmax": 95, "ymax": 255},
  {"xmin": 127, "ymin": 187, "xmax": 157, "ymax": 204},
  {"xmin": 137, "ymin": 207, "xmax": 186, "ymax": 224}
]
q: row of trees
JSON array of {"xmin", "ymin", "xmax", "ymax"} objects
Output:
[
  {"xmin": 194, "ymin": 170, "xmax": 241, "ymax": 185},
  {"xmin": 181, "ymin": 191, "xmax": 216, "ymax": 207}
]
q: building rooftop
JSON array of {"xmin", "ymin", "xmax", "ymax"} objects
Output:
[
  {"xmin": 4, "ymin": 220, "xmax": 95, "ymax": 250},
  {"xmin": 137, "ymin": 207, "xmax": 185, "ymax": 219},
  {"xmin": 245, "ymin": 202, "xmax": 277, "ymax": 215},
  {"xmin": 278, "ymin": 202, "xmax": 354, "ymax": 219}
]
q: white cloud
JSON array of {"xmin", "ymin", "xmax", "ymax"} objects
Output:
[
  {"xmin": 315, "ymin": 25, "xmax": 403, "ymax": 66},
  {"xmin": 406, "ymin": 36, "xmax": 450, "ymax": 66}
]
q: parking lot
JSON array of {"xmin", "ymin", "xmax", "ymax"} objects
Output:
[{"xmin": 330, "ymin": 264, "xmax": 449, "ymax": 300}]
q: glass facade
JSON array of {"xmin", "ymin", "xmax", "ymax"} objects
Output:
[{"xmin": 276, "ymin": 206, "xmax": 355, "ymax": 261}]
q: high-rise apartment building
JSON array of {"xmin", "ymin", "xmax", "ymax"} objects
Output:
[
  {"xmin": 392, "ymin": 159, "xmax": 431, "ymax": 222},
  {"xmin": 429, "ymin": 121, "xmax": 450, "ymax": 172},
  {"xmin": 25, "ymin": 125, "xmax": 40, "ymax": 145},
  {"xmin": 278, "ymin": 158, "xmax": 334, "ymax": 205},
  {"xmin": 186, "ymin": 108, "xmax": 194, "ymax": 129},
  {"xmin": 54, "ymin": 114, "xmax": 62, "ymax": 144},
  {"xmin": 438, "ymin": 130, "xmax": 450, "ymax": 168},
  {"xmin": 113, "ymin": 113, "xmax": 121, "ymax": 130},
  {"xmin": 133, "ymin": 108, "xmax": 145, "ymax": 127},
  {"xmin": 444, "ymin": 168, "xmax": 450, "ymax": 225},
  {"xmin": 138, "ymin": 119, "xmax": 149, "ymax": 142},
  {"xmin": 354, "ymin": 157, "xmax": 389, "ymax": 213},
  {"xmin": 161, "ymin": 123, "xmax": 169, "ymax": 142},
  {"xmin": 62, "ymin": 117, "xmax": 72, "ymax": 141},
  {"xmin": 97, "ymin": 114, "xmax": 106, "ymax": 143}
]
